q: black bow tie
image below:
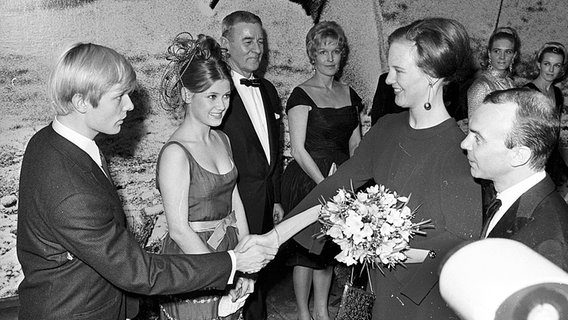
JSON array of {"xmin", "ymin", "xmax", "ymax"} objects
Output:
[{"xmin": 240, "ymin": 78, "xmax": 261, "ymax": 87}]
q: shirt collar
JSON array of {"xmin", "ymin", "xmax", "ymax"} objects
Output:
[
  {"xmin": 497, "ymin": 171, "xmax": 546, "ymax": 206},
  {"xmin": 52, "ymin": 117, "xmax": 102, "ymax": 167},
  {"xmin": 231, "ymin": 70, "xmax": 255, "ymax": 86}
]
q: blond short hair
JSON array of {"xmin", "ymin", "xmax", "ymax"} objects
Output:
[{"xmin": 48, "ymin": 43, "xmax": 137, "ymax": 115}]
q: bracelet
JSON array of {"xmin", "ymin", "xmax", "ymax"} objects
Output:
[{"xmin": 274, "ymin": 227, "xmax": 281, "ymax": 248}]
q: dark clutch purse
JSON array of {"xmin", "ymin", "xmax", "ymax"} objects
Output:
[{"xmin": 335, "ymin": 266, "xmax": 375, "ymax": 320}]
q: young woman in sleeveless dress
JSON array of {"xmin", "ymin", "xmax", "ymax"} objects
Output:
[{"xmin": 157, "ymin": 33, "xmax": 253, "ymax": 320}]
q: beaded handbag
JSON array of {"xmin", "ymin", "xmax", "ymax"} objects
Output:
[{"xmin": 335, "ymin": 266, "xmax": 375, "ymax": 320}]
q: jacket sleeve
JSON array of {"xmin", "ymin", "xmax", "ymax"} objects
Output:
[
  {"xmin": 284, "ymin": 124, "xmax": 378, "ymax": 253},
  {"xmin": 49, "ymin": 192, "xmax": 232, "ymax": 295}
]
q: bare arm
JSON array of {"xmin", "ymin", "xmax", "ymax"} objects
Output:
[
  {"xmin": 288, "ymin": 105, "xmax": 326, "ymax": 184},
  {"xmin": 348, "ymin": 124, "xmax": 362, "ymax": 156},
  {"xmin": 232, "ymin": 186, "xmax": 250, "ymax": 240},
  {"xmin": 236, "ymin": 205, "xmax": 322, "ymax": 252},
  {"xmin": 158, "ymin": 144, "xmax": 211, "ymax": 254}
]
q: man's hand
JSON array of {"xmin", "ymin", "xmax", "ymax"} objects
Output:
[
  {"xmin": 229, "ymin": 277, "xmax": 255, "ymax": 302},
  {"xmin": 273, "ymin": 203, "xmax": 284, "ymax": 225},
  {"xmin": 234, "ymin": 236, "xmax": 278, "ymax": 273}
]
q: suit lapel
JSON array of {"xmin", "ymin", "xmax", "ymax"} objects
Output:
[
  {"xmin": 231, "ymin": 86, "xmax": 271, "ymax": 166},
  {"xmin": 488, "ymin": 176, "xmax": 556, "ymax": 238},
  {"xmin": 258, "ymin": 80, "xmax": 278, "ymax": 168},
  {"xmin": 49, "ymin": 126, "xmax": 122, "ymax": 206}
]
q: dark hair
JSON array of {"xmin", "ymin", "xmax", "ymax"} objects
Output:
[
  {"xmin": 484, "ymin": 88, "xmax": 559, "ymax": 170},
  {"xmin": 305, "ymin": 21, "xmax": 347, "ymax": 63},
  {"xmin": 388, "ymin": 18, "xmax": 472, "ymax": 83},
  {"xmin": 221, "ymin": 10, "xmax": 262, "ymax": 39},
  {"xmin": 160, "ymin": 33, "xmax": 232, "ymax": 111},
  {"xmin": 482, "ymin": 27, "xmax": 521, "ymax": 69},
  {"xmin": 536, "ymin": 41, "xmax": 567, "ymax": 79}
]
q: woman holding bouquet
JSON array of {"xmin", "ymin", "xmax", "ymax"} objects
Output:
[
  {"xmin": 280, "ymin": 21, "xmax": 362, "ymax": 320},
  {"xmin": 261, "ymin": 18, "xmax": 482, "ymax": 319}
]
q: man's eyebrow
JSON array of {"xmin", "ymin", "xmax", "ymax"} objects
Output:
[{"xmin": 469, "ymin": 128, "xmax": 482, "ymax": 138}]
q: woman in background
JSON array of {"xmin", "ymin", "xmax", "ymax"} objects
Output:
[
  {"xmin": 280, "ymin": 21, "xmax": 361, "ymax": 320},
  {"xmin": 525, "ymin": 42, "xmax": 568, "ymax": 188},
  {"xmin": 525, "ymin": 42, "xmax": 566, "ymax": 112},
  {"xmin": 157, "ymin": 33, "xmax": 252, "ymax": 320},
  {"xmin": 467, "ymin": 27, "xmax": 521, "ymax": 117}
]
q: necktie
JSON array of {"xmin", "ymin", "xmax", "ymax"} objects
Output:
[
  {"xmin": 99, "ymin": 150, "xmax": 112, "ymax": 181},
  {"xmin": 481, "ymin": 198, "xmax": 502, "ymax": 238},
  {"xmin": 240, "ymin": 78, "xmax": 261, "ymax": 87}
]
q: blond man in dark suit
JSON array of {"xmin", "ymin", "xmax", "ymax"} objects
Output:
[{"xmin": 16, "ymin": 43, "xmax": 277, "ymax": 320}]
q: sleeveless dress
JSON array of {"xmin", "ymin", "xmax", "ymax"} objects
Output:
[
  {"xmin": 157, "ymin": 132, "xmax": 240, "ymax": 320},
  {"xmin": 281, "ymin": 86, "xmax": 361, "ymax": 268},
  {"xmin": 524, "ymin": 82, "xmax": 568, "ymax": 189}
]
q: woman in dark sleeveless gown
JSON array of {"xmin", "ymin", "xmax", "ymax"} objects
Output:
[
  {"xmin": 524, "ymin": 42, "xmax": 568, "ymax": 189},
  {"xmin": 156, "ymin": 33, "xmax": 253, "ymax": 320},
  {"xmin": 281, "ymin": 21, "xmax": 361, "ymax": 320}
]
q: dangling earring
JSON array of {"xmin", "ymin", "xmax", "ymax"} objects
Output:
[
  {"xmin": 424, "ymin": 79, "xmax": 440, "ymax": 111},
  {"xmin": 487, "ymin": 58, "xmax": 493, "ymax": 71},
  {"xmin": 509, "ymin": 62, "xmax": 513, "ymax": 73}
]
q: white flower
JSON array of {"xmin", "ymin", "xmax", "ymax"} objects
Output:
[
  {"xmin": 356, "ymin": 192, "xmax": 368, "ymax": 202},
  {"xmin": 366, "ymin": 185, "xmax": 379, "ymax": 195},
  {"xmin": 380, "ymin": 221, "xmax": 396, "ymax": 237},
  {"xmin": 333, "ymin": 189, "xmax": 347, "ymax": 203},
  {"xmin": 318, "ymin": 184, "xmax": 431, "ymax": 270},
  {"xmin": 335, "ymin": 250, "xmax": 357, "ymax": 266},
  {"xmin": 352, "ymin": 223, "xmax": 373, "ymax": 244},
  {"xmin": 343, "ymin": 212, "xmax": 364, "ymax": 237},
  {"xmin": 327, "ymin": 225, "xmax": 344, "ymax": 239}
]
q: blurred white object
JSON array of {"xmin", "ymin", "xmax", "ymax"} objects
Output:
[{"xmin": 439, "ymin": 238, "xmax": 568, "ymax": 320}]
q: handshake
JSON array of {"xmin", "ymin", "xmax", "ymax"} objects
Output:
[
  {"xmin": 217, "ymin": 230, "xmax": 281, "ymax": 317},
  {"xmin": 233, "ymin": 229, "xmax": 281, "ymax": 274}
]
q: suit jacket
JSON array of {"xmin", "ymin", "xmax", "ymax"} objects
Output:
[
  {"xmin": 487, "ymin": 175, "xmax": 568, "ymax": 271},
  {"xmin": 220, "ymin": 78, "xmax": 282, "ymax": 234},
  {"xmin": 17, "ymin": 125, "xmax": 232, "ymax": 320}
]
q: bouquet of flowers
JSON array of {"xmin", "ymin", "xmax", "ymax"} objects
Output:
[{"xmin": 318, "ymin": 184, "xmax": 432, "ymax": 270}]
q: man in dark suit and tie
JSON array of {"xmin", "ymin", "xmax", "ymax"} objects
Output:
[
  {"xmin": 219, "ymin": 10, "xmax": 284, "ymax": 320},
  {"xmin": 17, "ymin": 43, "xmax": 277, "ymax": 320},
  {"xmin": 461, "ymin": 87, "xmax": 568, "ymax": 271}
]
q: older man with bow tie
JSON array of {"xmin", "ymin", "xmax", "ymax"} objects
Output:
[{"xmin": 218, "ymin": 10, "xmax": 284, "ymax": 320}]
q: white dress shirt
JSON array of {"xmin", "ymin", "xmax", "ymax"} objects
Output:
[
  {"xmin": 52, "ymin": 117, "xmax": 105, "ymax": 174},
  {"xmin": 231, "ymin": 70, "xmax": 271, "ymax": 164},
  {"xmin": 484, "ymin": 171, "xmax": 546, "ymax": 237}
]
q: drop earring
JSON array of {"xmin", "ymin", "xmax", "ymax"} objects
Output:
[
  {"xmin": 488, "ymin": 58, "xmax": 493, "ymax": 71},
  {"xmin": 424, "ymin": 78, "xmax": 440, "ymax": 111}
]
